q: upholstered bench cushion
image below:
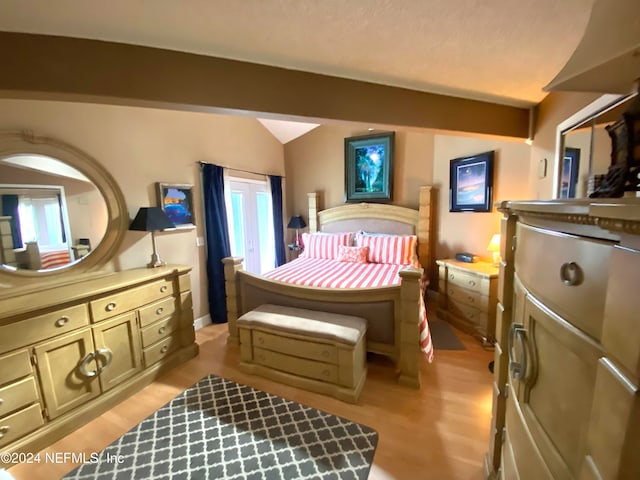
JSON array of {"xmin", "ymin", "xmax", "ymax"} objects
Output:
[{"xmin": 237, "ymin": 304, "xmax": 366, "ymax": 345}]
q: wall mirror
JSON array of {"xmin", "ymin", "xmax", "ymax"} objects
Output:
[
  {"xmin": 0, "ymin": 131, "xmax": 127, "ymax": 278},
  {"xmin": 555, "ymin": 93, "xmax": 636, "ymax": 198}
]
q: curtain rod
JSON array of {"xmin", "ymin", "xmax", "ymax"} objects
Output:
[{"xmin": 197, "ymin": 161, "xmax": 285, "ymax": 179}]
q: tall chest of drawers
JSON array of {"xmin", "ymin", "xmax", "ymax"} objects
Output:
[
  {"xmin": 485, "ymin": 200, "xmax": 640, "ymax": 480},
  {"xmin": 436, "ymin": 258, "xmax": 499, "ymax": 346},
  {"xmin": 0, "ymin": 265, "xmax": 197, "ymax": 463}
]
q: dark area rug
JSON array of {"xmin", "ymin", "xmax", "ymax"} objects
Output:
[
  {"xmin": 63, "ymin": 374, "xmax": 378, "ymax": 480},
  {"xmin": 430, "ymin": 320, "xmax": 466, "ymax": 350}
]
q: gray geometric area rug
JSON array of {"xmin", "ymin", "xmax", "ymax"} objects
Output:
[{"xmin": 63, "ymin": 374, "xmax": 378, "ymax": 480}]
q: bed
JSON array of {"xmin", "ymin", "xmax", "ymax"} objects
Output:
[{"xmin": 223, "ymin": 186, "xmax": 433, "ymax": 388}]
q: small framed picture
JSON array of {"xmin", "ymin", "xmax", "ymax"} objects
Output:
[
  {"xmin": 156, "ymin": 183, "xmax": 195, "ymax": 228},
  {"xmin": 449, "ymin": 151, "xmax": 495, "ymax": 212},
  {"xmin": 344, "ymin": 132, "xmax": 395, "ymax": 203}
]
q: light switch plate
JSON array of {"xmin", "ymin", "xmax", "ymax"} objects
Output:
[{"xmin": 538, "ymin": 158, "xmax": 547, "ymax": 178}]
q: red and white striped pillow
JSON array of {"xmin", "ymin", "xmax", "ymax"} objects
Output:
[
  {"xmin": 355, "ymin": 233, "xmax": 417, "ymax": 265},
  {"xmin": 299, "ymin": 232, "xmax": 353, "ymax": 260}
]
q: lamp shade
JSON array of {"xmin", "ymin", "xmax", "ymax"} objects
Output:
[
  {"xmin": 129, "ymin": 207, "xmax": 175, "ymax": 232},
  {"xmin": 487, "ymin": 234, "xmax": 501, "ymax": 252},
  {"xmin": 287, "ymin": 215, "xmax": 306, "ymax": 229}
]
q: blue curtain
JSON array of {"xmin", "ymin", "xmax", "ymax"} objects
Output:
[
  {"xmin": 201, "ymin": 164, "xmax": 232, "ymax": 324},
  {"xmin": 1, "ymin": 195, "xmax": 22, "ymax": 248},
  {"xmin": 269, "ymin": 175, "xmax": 286, "ymax": 267}
]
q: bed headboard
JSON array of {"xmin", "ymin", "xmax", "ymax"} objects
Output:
[{"xmin": 307, "ymin": 186, "xmax": 433, "ymax": 272}]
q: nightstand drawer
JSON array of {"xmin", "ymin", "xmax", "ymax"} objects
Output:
[
  {"xmin": 445, "ymin": 268, "xmax": 490, "ymax": 294},
  {"xmin": 0, "ymin": 403, "xmax": 44, "ymax": 448},
  {"xmin": 448, "ymin": 300, "xmax": 488, "ymax": 331},
  {"xmin": 0, "ymin": 304, "xmax": 89, "ymax": 354},
  {"xmin": 253, "ymin": 330, "xmax": 337, "ymax": 364},
  {"xmin": 253, "ymin": 347, "xmax": 338, "ymax": 383},
  {"xmin": 140, "ymin": 315, "xmax": 178, "ymax": 348},
  {"xmin": 0, "ymin": 377, "xmax": 39, "ymax": 417},
  {"xmin": 90, "ymin": 279, "xmax": 174, "ymax": 322},
  {"xmin": 447, "ymin": 284, "xmax": 490, "ymax": 311},
  {"xmin": 138, "ymin": 297, "xmax": 176, "ymax": 328}
]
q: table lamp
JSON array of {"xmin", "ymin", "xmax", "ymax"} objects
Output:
[
  {"xmin": 287, "ymin": 215, "xmax": 306, "ymax": 247},
  {"xmin": 487, "ymin": 234, "xmax": 501, "ymax": 266},
  {"xmin": 129, "ymin": 207, "xmax": 175, "ymax": 267}
]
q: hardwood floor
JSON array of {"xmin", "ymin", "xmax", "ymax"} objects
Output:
[{"xmin": 7, "ymin": 314, "xmax": 494, "ymax": 480}]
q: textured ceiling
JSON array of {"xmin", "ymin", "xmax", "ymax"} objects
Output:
[{"xmin": 0, "ymin": 0, "xmax": 595, "ymax": 108}]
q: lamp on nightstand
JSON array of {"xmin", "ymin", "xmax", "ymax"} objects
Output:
[
  {"xmin": 487, "ymin": 234, "xmax": 501, "ymax": 266},
  {"xmin": 287, "ymin": 215, "xmax": 306, "ymax": 247},
  {"xmin": 129, "ymin": 207, "xmax": 175, "ymax": 268}
]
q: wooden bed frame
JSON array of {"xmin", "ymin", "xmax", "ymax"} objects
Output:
[{"xmin": 223, "ymin": 186, "xmax": 433, "ymax": 388}]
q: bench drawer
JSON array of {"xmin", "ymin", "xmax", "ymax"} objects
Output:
[
  {"xmin": 253, "ymin": 347, "xmax": 338, "ymax": 383},
  {"xmin": 253, "ymin": 330, "xmax": 338, "ymax": 364}
]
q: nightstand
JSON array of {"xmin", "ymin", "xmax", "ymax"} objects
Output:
[
  {"xmin": 287, "ymin": 243, "xmax": 303, "ymax": 260},
  {"xmin": 436, "ymin": 258, "xmax": 499, "ymax": 346}
]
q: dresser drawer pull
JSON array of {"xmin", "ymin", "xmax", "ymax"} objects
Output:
[
  {"xmin": 468, "ymin": 280, "xmax": 476, "ymax": 287},
  {"xmin": 160, "ymin": 285, "xmax": 168, "ymax": 293},
  {"xmin": 257, "ymin": 337, "xmax": 264, "ymax": 344},
  {"xmin": 560, "ymin": 262, "xmax": 583, "ymax": 286},
  {"xmin": 106, "ymin": 302, "xmax": 117, "ymax": 312},
  {"xmin": 160, "ymin": 345, "xmax": 169, "ymax": 354},
  {"xmin": 158, "ymin": 326, "xmax": 166, "ymax": 334},
  {"xmin": 508, "ymin": 324, "xmax": 528, "ymax": 381},
  {"xmin": 449, "ymin": 273, "xmax": 455, "ymax": 281},
  {"xmin": 156, "ymin": 307, "xmax": 165, "ymax": 316},
  {"xmin": 322, "ymin": 350, "xmax": 330, "ymax": 357},
  {"xmin": 0, "ymin": 398, "xmax": 3, "ymax": 407},
  {"xmin": 78, "ymin": 352, "xmax": 98, "ymax": 378},
  {"xmin": 322, "ymin": 370, "xmax": 330, "ymax": 377},
  {"xmin": 0, "ymin": 425, "xmax": 9, "ymax": 438},
  {"xmin": 55, "ymin": 316, "xmax": 70, "ymax": 327}
]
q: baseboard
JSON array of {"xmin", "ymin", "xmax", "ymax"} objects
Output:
[{"xmin": 194, "ymin": 314, "xmax": 212, "ymax": 330}]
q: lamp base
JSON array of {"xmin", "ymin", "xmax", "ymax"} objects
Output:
[{"xmin": 147, "ymin": 232, "xmax": 166, "ymax": 268}]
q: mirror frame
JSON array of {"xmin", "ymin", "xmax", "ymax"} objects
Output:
[
  {"xmin": 553, "ymin": 93, "xmax": 634, "ymax": 199},
  {"xmin": 0, "ymin": 130, "xmax": 128, "ymax": 278}
]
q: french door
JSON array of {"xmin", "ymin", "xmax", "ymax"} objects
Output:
[{"xmin": 225, "ymin": 178, "xmax": 275, "ymax": 274}]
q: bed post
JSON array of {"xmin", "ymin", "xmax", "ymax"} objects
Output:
[
  {"xmin": 417, "ymin": 186, "xmax": 433, "ymax": 274},
  {"xmin": 397, "ymin": 267, "xmax": 423, "ymax": 389},
  {"xmin": 307, "ymin": 192, "xmax": 319, "ymax": 233},
  {"xmin": 222, "ymin": 256, "xmax": 244, "ymax": 345}
]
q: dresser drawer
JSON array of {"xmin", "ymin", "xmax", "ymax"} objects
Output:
[
  {"xmin": 0, "ymin": 304, "xmax": 89, "ymax": 354},
  {"xmin": 140, "ymin": 315, "xmax": 178, "ymax": 348},
  {"xmin": 447, "ymin": 283, "xmax": 490, "ymax": 311},
  {"xmin": 253, "ymin": 330, "xmax": 337, "ymax": 364},
  {"xmin": 253, "ymin": 347, "xmax": 338, "ymax": 383},
  {"xmin": 0, "ymin": 403, "xmax": 44, "ymax": 448},
  {"xmin": 178, "ymin": 273, "xmax": 191, "ymax": 293},
  {"xmin": 90, "ymin": 279, "xmax": 174, "ymax": 322},
  {"xmin": 143, "ymin": 335, "xmax": 179, "ymax": 367},
  {"xmin": 515, "ymin": 223, "xmax": 612, "ymax": 340},
  {"xmin": 0, "ymin": 350, "xmax": 33, "ymax": 385},
  {"xmin": 138, "ymin": 297, "xmax": 176, "ymax": 328},
  {"xmin": 445, "ymin": 268, "xmax": 490, "ymax": 294},
  {"xmin": 0, "ymin": 377, "xmax": 39, "ymax": 418}
]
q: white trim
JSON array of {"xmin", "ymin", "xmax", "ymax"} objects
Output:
[{"xmin": 194, "ymin": 314, "xmax": 212, "ymax": 330}]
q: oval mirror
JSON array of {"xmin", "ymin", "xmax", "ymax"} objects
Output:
[{"xmin": 0, "ymin": 132, "xmax": 127, "ymax": 277}]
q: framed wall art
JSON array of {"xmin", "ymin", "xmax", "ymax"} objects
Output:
[
  {"xmin": 344, "ymin": 131, "xmax": 395, "ymax": 202},
  {"xmin": 449, "ymin": 151, "xmax": 495, "ymax": 212},
  {"xmin": 156, "ymin": 182, "xmax": 195, "ymax": 228}
]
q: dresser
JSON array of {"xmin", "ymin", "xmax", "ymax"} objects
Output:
[
  {"xmin": 436, "ymin": 258, "xmax": 499, "ymax": 346},
  {"xmin": 485, "ymin": 199, "xmax": 640, "ymax": 480},
  {"xmin": 0, "ymin": 265, "xmax": 197, "ymax": 464}
]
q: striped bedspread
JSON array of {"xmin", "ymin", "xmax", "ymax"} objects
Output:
[
  {"xmin": 264, "ymin": 258, "xmax": 434, "ymax": 362},
  {"xmin": 40, "ymin": 250, "xmax": 71, "ymax": 269}
]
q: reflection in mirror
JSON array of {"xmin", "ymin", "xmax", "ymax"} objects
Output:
[
  {"xmin": 0, "ymin": 155, "xmax": 107, "ymax": 271},
  {"xmin": 558, "ymin": 94, "xmax": 636, "ymax": 198}
]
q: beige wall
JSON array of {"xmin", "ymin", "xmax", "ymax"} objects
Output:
[
  {"xmin": 0, "ymin": 99, "xmax": 284, "ymax": 322},
  {"xmin": 433, "ymin": 135, "xmax": 531, "ymax": 274}
]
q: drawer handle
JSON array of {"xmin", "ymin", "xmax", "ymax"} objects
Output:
[
  {"xmin": 106, "ymin": 302, "xmax": 117, "ymax": 312},
  {"xmin": 322, "ymin": 350, "xmax": 330, "ymax": 357},
  {"xmin": 160, "ymin": 285, "xmax": 168, "ymax": 293},
  {"xmin": 55, "ymin": 316, "xmax": 70, "ymax": 327},
  {"xmin": 322, "ymin": 370, "xmax": 330, "ymax": 377},
  {"xmin": 468, "ymin": 280, "xmax": 476, "ymax": 287},
  {"xmin": 467, "ymin": 296, "xmax": 474, "ymax": 303},
  {"xmin": 508, "ymin": 324, "xmax": 528, "ymax": 381},
  {"xmin": 78, "ymin": 352, "xmax": 98, "ymax": 378},
  {"xmin": 0, "ymin": 398, "xmax": 3, "ymax": 407},
  {"xmin": 449, "ymin": 273, "xmax": 455, "ymax": 280},
  {"xmin": 0, "ymin": 425, "xmax": 9, "ymax": 438},
  {"xmin": 560, "ymin": 262, "xmax": 583, "ymax": 286},
  {"xmin": 158, "ymin": 326, "xmax": 166, "ymax": 334},
  {"xmin": 160, "ymin": 345, "xmax": 169, "ymax": 354},
  {"xmin": 96, "ymin": 348, "xmax": 113, "ymax": 374},
  {"xmin": 258, "ymin": 337, "xmax": 264, "ymax": 344},
  {"xmin": 156, "ymin": 307, "xmax": 165, "ymax": 316}
]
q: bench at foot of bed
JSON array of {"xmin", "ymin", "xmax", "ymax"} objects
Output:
[{"xmin": 236, "ymin": 304, "xmax": 368, "ymax": 403}]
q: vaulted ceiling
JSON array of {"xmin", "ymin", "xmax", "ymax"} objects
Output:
[{"xmin": 0, "ymin": 0, "xmax": 597, "ymax": 141}]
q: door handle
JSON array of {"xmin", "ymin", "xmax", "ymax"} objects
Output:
[
  {"xmin": 508, "ymin": 323, "xmax": 528, "ymax": 381},
  {"xmin": 95, "ymin": 348, "xmax": 113, "ymax": 374},
  {"xmin": 78, "ymin": 352, "xmax": 98, "ymax": 378}
]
